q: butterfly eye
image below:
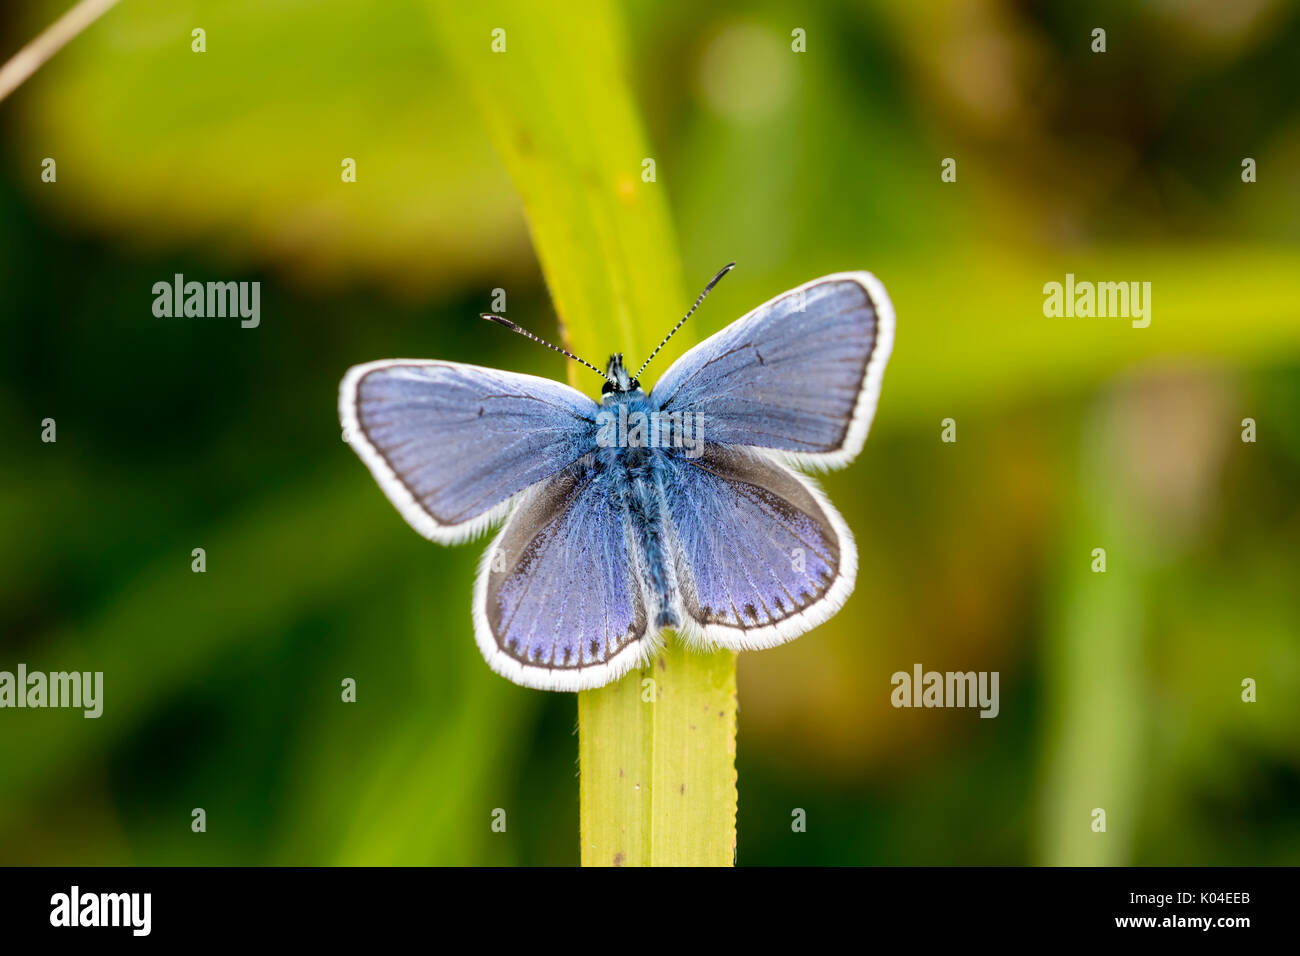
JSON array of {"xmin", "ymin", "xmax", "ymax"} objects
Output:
[
  {"xmin": 630, "ymin": 379, "xmax": 641, "ymax": 390},
  {"xmin": 601, "ymin": 381, "xmax": 615, "ymax": 394}
]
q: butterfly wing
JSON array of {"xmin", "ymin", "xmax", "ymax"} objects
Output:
[
  {"xmin": 663, "ymin": 445, "xmax": 855, "ymax": 650},
  {"xmin": 474, "ymin": 458, "xmax": 652, "ymax": 691},
  {"xmin": 649, "ymin": 272, "xmax": 893, "ymax": 469},
  {"xmin": 340, "ymin": 360, "xmax": 597, "ymax": 543}
]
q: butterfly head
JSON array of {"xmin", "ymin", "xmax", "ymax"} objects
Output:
[
  {"xmin": 601, "ymin": 353, "xmax": 640, "ymax": 395},
  {"xmin": 482, "ymin": 263, "xmax": 736, "ymax": 400}
]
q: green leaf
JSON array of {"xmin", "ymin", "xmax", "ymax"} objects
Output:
[
  {"xmin": 429, "ymin": 0, "xmax": 737, "ymax": 866},
  {"xmin": 14, "ymin": 0, "xmax": 520, "ymax": 292}
]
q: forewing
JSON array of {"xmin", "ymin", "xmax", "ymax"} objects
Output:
[
  {"xmin": 664, "ymin": 446, "xmax": 856, "ymax": 650},
  {"xmin": 340, "ymin": 360, "xmax": 597, "ymax": 543},
  {"xmin": 474, "ymin": 459, "xmax": 651, "ymax": 691},
  {"xmin": 650, "ymin": 273, "xmax": 893, "ymax": 469}
]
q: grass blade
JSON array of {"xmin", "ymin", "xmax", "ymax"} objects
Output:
[{"xmin": 430, "ymin": 0, "xmax": 738, "ymax": 866}]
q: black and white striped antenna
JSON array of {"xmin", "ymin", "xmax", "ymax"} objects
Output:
[
  {"xmin": 480, "ymin": 313, "xmax": 611, "ymax": 383},
  {"xmin": 634, "ymin": 262, "xmax": 735, "ymax": 380}
]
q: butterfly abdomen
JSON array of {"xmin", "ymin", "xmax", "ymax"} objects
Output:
[{"xmin": 617, "ymin": 442, "xmax": 680, "ymax": 632}]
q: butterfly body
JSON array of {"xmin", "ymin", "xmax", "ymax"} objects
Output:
[
  {"xmin": 605, "ymin": 424, "xmax": 682, "ymax": 633},
  {"xmin": 341, "ymin": 271, "xmax": 894, "ymax": 691}
]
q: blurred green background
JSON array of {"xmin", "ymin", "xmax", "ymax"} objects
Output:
[{"xmin": 1, "ymin": 0, "xmax": 1298, "ymax": 865}]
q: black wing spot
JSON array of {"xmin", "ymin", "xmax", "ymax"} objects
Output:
[{"xmin": 755, "ymin": 350, "xmax": 765, "ymax": 366}]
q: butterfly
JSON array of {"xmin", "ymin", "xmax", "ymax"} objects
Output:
[{"xmin": 339, "ymin": 265, "xmax": 894, "ymax": 691}]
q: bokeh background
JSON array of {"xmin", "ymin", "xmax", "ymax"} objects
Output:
[{"xmin": 2, "ymin": 0, "xmax": 1298, "ymax": 865}]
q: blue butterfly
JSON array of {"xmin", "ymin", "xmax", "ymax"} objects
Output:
[{"xmin": 339, "ymin": 266, "xmax": 894, "ymax": 691}]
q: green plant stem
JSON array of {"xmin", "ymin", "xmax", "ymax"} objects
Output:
[
  {"xmin": 1038, "ymin": 404, "xmax": 1145, "ymax": 864},
  {"xmin": 430, "ymin": 0, "xmax": 738, "ymax": 866}
]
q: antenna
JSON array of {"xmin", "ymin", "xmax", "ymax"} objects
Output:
[
  {"xmin": 480, "ymin": 314, "xmax": 611, "ymax": 382},
  {"xmin": 634, "ymin": 262, "xmax": 735, "ymax": 380}
]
